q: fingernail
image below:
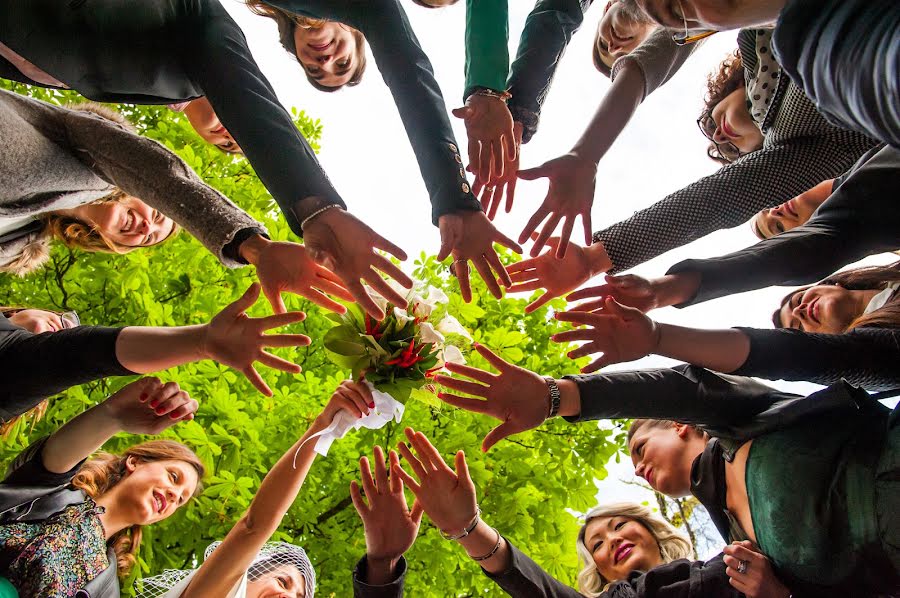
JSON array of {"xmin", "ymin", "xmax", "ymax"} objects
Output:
[
  {"xmin": 140, "ymin": 393, "xmax": 148, "ymax": 401},
  {"xmin": 368, "ymin": 402, "xmax": 375, "ymax": 408},
  {"xmin": 149, "ymin": 400, "xmax": 158, "ymax": 408},
  {"xmin": 155, "ymin": 407, "xmax": 165, "ymax": 415}
]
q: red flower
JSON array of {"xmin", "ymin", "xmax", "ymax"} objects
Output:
[
  {"xmin": 364, "ymin": 313, "xmax": 384, "ymax": 340},
  {"xmin": 386, "ymin": 341, "xmax": 426, "ymax": 369}
]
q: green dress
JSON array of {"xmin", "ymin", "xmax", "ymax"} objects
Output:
[
  {"xmin": 464, "ymin": 0, "xmax": 510, "ymax": 99},
  {"xmin": 746, "ymin": 403, "xmax": 898, "ymax": 592}
]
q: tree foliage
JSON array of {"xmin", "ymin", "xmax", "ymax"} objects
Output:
[{"xmin": 0, "ymin": 82, "xmax": 628, "ymax": 596}]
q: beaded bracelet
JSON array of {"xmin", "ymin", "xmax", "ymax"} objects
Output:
[
  {"xmin": 471, "ymin": 88, "xmax": 513, "ymax": 103},
  {"xmin": 471, "ymin": 527, "xmax": 503, "ymax": 562},
  {"xmin": 439, "ymin": 506, "xmax": 481, "ymax": 540},
  {"xmin": 299, "ymin": 203, "xmax": 341, "ymax": 231}
]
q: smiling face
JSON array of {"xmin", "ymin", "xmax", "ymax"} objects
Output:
[
  {"xmin": 114, "ymin": 457, "xmax": 200, "ymax": 526},
  {"xmin": 583, "ymin": 516, "xmax": 663, "ymax": 582},
  {"xmin": 777, "ymin": 284, "xmax": 878, "ymax": 333},
  {"xmin": 182, "ymin": 98, "xmax": 241, "ymax": 154},
  {"xmin": 701, "ymin": 87, "xmax": 764, "ymax": 161},
  {"xmin": 634, "ymin": 0, "xmax": 784, "ymax": 30},
  {"xmin": 293, "ymin": 22, "xmax": 362, "ymax": 88},
  {"xmin": 596, "ymin": 1, "xmax": 657, "ymax": 65},
  {"xmin": 753, "ymin": 179, "xmax": 833, "ymax": 239},
  {"xmin": 629, "ymin": 423, "xmax": 705, "ymax": 497},
  {"xmin": 246, "ymin": 565, "xmax": 306, "ymax": 598},
  {"xmin": 82, "ymin": 196, "xmax": 176, "ymax": 248}
]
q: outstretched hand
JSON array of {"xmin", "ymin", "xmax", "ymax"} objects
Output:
[
  {"xmin": 392, "ymin": 428, "xmax": 478, "ymax": 535},
  {"xmin": 453, "ymin": 95, "xmax": 516, "ymax": 184},
  {"xmin": 351, "ymin": 446, "xmax": 423, "ymax": 567},
  {"xmin": 438, "ymin": 211, "xmax": 522, "ymax": 302},
  {"xmin": 434, "ymin": 344, "xmax": 548, "ymax": 451},
  {"xmin": 303, "ymin": 208, "xmax": 413, "ymax": 319},
  {"xmin": 517, "ymin": 153, "xmax": 596, "ymax": 258},
  {"xmin": 473, "ymin": 121, "xmax": 524, "ymax": 220},
  {"xmin": 723, "ymin": 542, "xmax": 791, "ymax": 598},
  {"xmin": 567, "ymin": 274, "xmax": 664, "ymax": 314},
  {"xmin": 101, "ymin": 377, "xmax": 198, "ymax": 434},
  {"xmin": 203, "ymin": 283, "xmax": 309, "ymax": 396},
  {"xmin": 241, "ymin": 236, "xmax": 355, "ymax": 315},
  {"xmin": 553, "ymin": 297, "xmax": 660, "ymax": 372}
]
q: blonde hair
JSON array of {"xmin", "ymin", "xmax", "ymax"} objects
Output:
[
  {"xmin": 73, "ymin": 440, "xmax": 205, "ymax": 577},
  {"xmin": 575, "ymin": 501, "xmax": 693, "ymax": 596}
]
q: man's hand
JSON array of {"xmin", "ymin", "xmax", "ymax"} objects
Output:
[
  {"xmin": 434, "ymin": 344, "xmax": 549, "ymax": 452},
  {"xmin": 303, "ymin": 209, "xmax": 413, "ymax": 319},
  {"xmin": 453, "ymin": 94, "xmax": 516, "ymax": 184},
  {"xmin": 203, "ymin": 283, "xmax": 309, "ymax": 395},
  {"xmin": 438, "ymin": 211, "xmax": 522, "ymax": 302},
  {"xmin": 474, "ymin": 122, "xmax": 524, "ymax": 221},
  {"xmin": 239, "ymin": 235, "xmax": 354, "ymax": 314},
  {"xmin": 351, "ymin": 446, "xmax": 423, "ymax": 585},
  {"xmin": 517, "ymin": 153, "xmax": 597, "ymax": 258}
]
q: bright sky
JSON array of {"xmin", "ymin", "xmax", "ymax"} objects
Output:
[{"xmin": 223, "ymin": 0, "xmax": 895, "ymax": 556}]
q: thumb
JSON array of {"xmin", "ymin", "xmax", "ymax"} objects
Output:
[
  {"xmin": 451, "ymin": 106, "xmax": 473, "ymax": 120},
  {"xmin": 437, "ymin": 225, "xmax": 456, "ymax": 262},
  {"xmin": 604, "ymin": 295, "xmax": 631, "ymax": 316},
  {"xmin": 260, "ymin": 281, "xmax": 287, "ymax": 315},
  {"xmin": 517, "ymin": 164, "xmax": 550, "ymax": 181},
  {"xmin": 226, "ymin": 282, "xmax": 261, "ymax": 316},
  {"xmin": 410, "ymin": 499, "xmax": 425, "ymax": 525},
  {"xmin": 482, "ymin": 421, "xmax": 518, "ymax": 452}
]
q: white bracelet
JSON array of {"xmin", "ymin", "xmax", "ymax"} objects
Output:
[{"xmin": 300, "ymin": 204, "xmax": 341, "ymax": 231}]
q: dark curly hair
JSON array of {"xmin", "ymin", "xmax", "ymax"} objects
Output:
[{"xmin": 698, "ymin": 50, "xmax": 746, "ymax": 165}]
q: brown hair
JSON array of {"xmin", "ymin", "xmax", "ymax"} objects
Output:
[
  {"xmin": 773, "ymin": 261, "xmax": 900, "ymax": 331},
  {"xmin": 73, "ymin": 440, "xmax": 205, "ymax": 577},
  {"xmin": 627, "ymin": 418, "xmax": 676, "ymax": 448},
  {"xmin": 699, "ymin": 50, "xmax": 746, "ymax": 165},
  {"xmin": 244, "ymin": 2, "xmax": 367, "ymax": 91}
]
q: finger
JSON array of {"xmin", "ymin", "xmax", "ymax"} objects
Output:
[
  {"xmin": 554, "ymin": 311, "xmax": 605, "ymax": 326},
  {"xmin": 372, "ymin": 235, "xmax": 409, "ymax": 263},
  {"xmin": 469, "ymin": 137, "xmax": 482, "ymax": 181},
  {"xmin": 491, "ymin": 140, "xmax": 504, "ymax": 181},
  {"xmin": 566, "ymin": 341, "xmax": 605, "ymax": 360},
  {"xmin": 154, "ymin": 390, "xmax": 191, "ymax": 416},
  {"xmin": 556, "ymin": 217, "xmax": 575, "ymax": 259},
  {"xmin": 568, "ymin": 299, "xmax": 607, "ymax": 313},
  {"xmin": 437, "ymin": 392, "xmax": 492, "ymax": 415},
  {"xmin": 371, "ymin": 256, "xmax": 412, "ymax": 292},
  {"xmin": 504, "ymin": 176, "xmax": 517, "ymax": 213},
  {"xmin": 258, "ymin": 311, "xmax": 306, "ymax": 330},
  {"xmin": 432, "ymin": 375, "xmax": 491, "ymax": 398},
  {"xmin": 482, "ymin": 421, "xmax": 518, "ymax": 452},
  {"xmin": 456, "ymin": 259, "xmax": 473, "ymax": 303},
  {"xmin": 530, "ymin": 214, "xmax": 561, "ymax": 258},
  {"xmin": 550, "ymin": 329, "xmax": 601, "ymax": 344},
  {"xmin": 226, "ymin": 282, "xmax": 261, "ymax": 316},
  {"xmin": 261, "ymin": 285, "xmax": 287, "ymax": 315},
  {"xmin": 242, "ymin": 365, "xmax": 273, "ymax": 396},
  {"xmin": 524, "ymin": 291, "xmax": 555, "ymax": 314},
  {"xmin": 485, "ymin": 186, "xmax": 501, "ymax": 221},
  {"xmin": 478, "ymin": 140, "xmax": 492, "ymax": 184},
  {"xmin": 347, "ymin": 279, "xmax": 386, "ymax": 321},
  {"xmin": 502, "ymin": 129, "xmax": 517, "ymax": 162},
  {"xmin": 518, "ymin": 206, "xmax": 549, "ymax": 245},
  {"xmin": 410, "ymin": 430, "xmax": 447, "ymax": 473},
  {"xmin": 454, "ymin": 450, "xmax": 474, "ymax": 490},
  {"xmin": 506, "ymin": 260, "xmax": 536, "ymax": 276},
  {"xmin": 493, "ymin": 229, "xmax": 523, "ymax": 254},
  {"xmin": 474, "ymin": 343, "xmax": 512, "ymax": 372},
  {"xmin": 397, "ymin": 441, "xmax": 427, "ymax": 481},
  {"xmin": 335, "ymin": 387, "xmax": 367, "ymax": 417},
  {"xmin": 723, "ymin": 544, "xmax": 759, "ymax": 561},
  {"xmin": 388, "ymin": 450, "xmax": 404, "ymax": 495},
  {"xmin": 260, "ymin": 333, "xmax": 313, "ymax": 349},
  {"xmin": 373, "ymin": 445, "xmax": 389, "ymax": 492},
  {"xmin": 391, "ymin": 463, "xmax": 421, "ymax": 494},
  {"xmin": 168, "ymin": 398, "xmax": 200, "ymax": 421},
  {"xmin": 566, "ymin": 285, "xmax": 610, "ymax": 302},
  {"xmin": 483, "ymin": 248, "xmax": 512, "ymax": 288},
  {"xmin": 582, "ymin": 211, "xmax": 593, "ymax": 247},
  {"xmin": 507, "ymin": 281, "xmax": 544, "ymax": 293},
  {"xmin": 516, "ymin": 164, "xmax": 548, "ymax": 181},
  {"xmin": 359, "ymin": 455, "xmax": 377, "ymax": 499},
  {"xmin": 451, "ymin": 106, "xmax": 472, "ymax": 120},
  {"xmin": 472, "ymin": 255, "xmax": 502, "ymax": 299},
  {"xmin": 148, "ymin": 381, "xmax": 181, "ymax": 407},
  {"xmin": 727, "ymin": 577, "xmax": 751, "ymax": 594},
  {"xmin": 442, "ymin": 362, "xmax": 496, "ymax": 385},
  {"xmin": 366, "ymin": 270, "xmax": 408, "ymax": 309},
  {"xmin": 256, "ymin": 351, "xmax": 302, "ymax": 374},
  {"xmin": 409, "ymin": 499, "xmax": 425, "ymax": 525},
  {"xmin": 582, "ymin": 354, "xmax": 616, "ymax": 373},
  {"xmin": 344, "ymin": 380, "xmax": 375, "ymax": 411},
  {"xmin": 350, "ymin": 480, "xmax": 370, "ymax": 515},
  {"xmin": 300, "ymin": 286, "xmax": 348, "ymax": 314}
]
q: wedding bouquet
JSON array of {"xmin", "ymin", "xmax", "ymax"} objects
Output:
[{"xmin": 312, "ymin": 284, "xmax": 471, "ymax": 455}]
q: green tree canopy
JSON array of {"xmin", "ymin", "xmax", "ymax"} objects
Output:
[{"xmin": 0, "ymin": 82, "xmax": 628, "ymax": 596}]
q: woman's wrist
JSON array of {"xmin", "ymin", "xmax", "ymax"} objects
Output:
[
  {"xmin": 585, "ymin": 241, "xmax": 612, "ymax": 276},
  {"xmin": 650, "ymin": 272, "xmax": 701, "ymax": 308},
  {"xmin": 364, "ymin": 555, "xmax": 401, "ymax": 586},
  {"xmin": 556, "ymin": 379, "xmax": 581, "ymax": 418}
]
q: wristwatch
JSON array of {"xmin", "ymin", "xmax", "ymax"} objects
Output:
[{"xmin": 544, "ymin": 377, "xmax": 561, "ymax": 419}]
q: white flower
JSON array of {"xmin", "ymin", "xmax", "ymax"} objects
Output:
[
  {"xmin": 418, "ymin": 322, "xmax": 445, "ymax": 344},
  {"xmin": 441, "ymin": 345, "xmax": 466, "ymax": 365},
  {"xmin": 426, "ymin": 286, "xmax": 450, "ymax": 305},
  {"xmin": 393, "ymin": 307, "xmax": 414, "ymax": 326},
  {"xmin": 409, "ymin": 286, "xmax": 450, "ymax": 319},
  {"xmin": 435, "ymin": 314, "xmax": 472, "ymax": 340}
]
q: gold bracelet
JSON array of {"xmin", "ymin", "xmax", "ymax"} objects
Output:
[
  {"xmin": 472, "ymin": 88, "xmax": 512, "ymax": 103},
  {"xmin": 471, "ymin": 527, "xmax": 502, "ymax": 561},
  {"xmin": 299, "ymin": 204, "xmax": 341, "ymax": 231}
]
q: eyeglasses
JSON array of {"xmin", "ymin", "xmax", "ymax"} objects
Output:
[
  {"xmin": 60, "ymin": 311, "xmax": 80, "ymax": 329},
  {"xmin": 671, "ymin": 0, "xmax": 717, "ymax": 45},
  {"xmin": 696, "ymin": 110, "xmax": 743, "ymax": 163}
]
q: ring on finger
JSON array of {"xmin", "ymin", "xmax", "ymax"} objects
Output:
[{"xmin": 737, "ymin": 560, "xmax": 748, "ymax": 574}]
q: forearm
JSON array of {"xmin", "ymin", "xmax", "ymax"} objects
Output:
[
  {"xmin": 656, "ymin": 324, "xmax": 750, "ymax": 373},
  {"xmin": 42, "ymin": 401, "xmax": 122, "ymax": 473},
  {"xmin": 464, "ymin": 0, "xmax": 509, "ymax": 100},
  {"xmin": 570, "ymin": 61, "xmax": 645, "ymax": 164},
  {"xmin": 455, "ymin": 519, "xmax": 511, "ymax": 573},
  {"xmin": 365, "ymin": 556, "xmax": 403, "ymax": 587},
  {"xmin": 115, "ymin": 325, "xmax": 207, "ymax": 373}
]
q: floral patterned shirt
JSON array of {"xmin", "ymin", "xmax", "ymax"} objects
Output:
[{"xmin": 0, "ymin": 497, "xmax": 109, "ymax": 597}]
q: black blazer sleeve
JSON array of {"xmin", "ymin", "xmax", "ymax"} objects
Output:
[
  {"xmin": 2, "ymin": 436, "xmax": 84, "ymax": 489},
  {"xmin": 352, "ymin": 555, "xmax": 406, "ymax": 598},
  {"xmin": 667, "ymin": 145, "xmax": 900, "ymax": 307},
  {"xmin": 0, "ymin": 315, "xmax": 134, "ymax": 421},
  {"xmin": 506, "ymin": 0, "xmax": 594, "ymax": 143},
  {"xmin": 482, "ymin": 538, "xmax": 585, "ymax": 597},
  {"xmin": 263, "ymin": 0, "xmax": 482, "ymax": 225},
  {"xmin": 733, "ymin": 326, "xmax": 900, "ymax": 391},
  {"xmin": 618, "ymin": 554, "xmax": 741, "ymax": 598}
]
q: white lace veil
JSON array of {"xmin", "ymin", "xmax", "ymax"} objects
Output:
[{"xmin": 135, "ymin": 541, "xmax": 316, "ymax": 598}]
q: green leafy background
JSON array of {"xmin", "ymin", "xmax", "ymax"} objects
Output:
[{"xmin": 0, "ymin": 81, "xmax": 628, "ymax": 596}]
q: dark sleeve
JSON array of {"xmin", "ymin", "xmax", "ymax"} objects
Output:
[
  {"xmin": 0, "ymin": 317, "xmax": 134, "ymax": 421},
  {"xmin": 733, "ymin": 326, "xmax": 900, "ymax": 391},
  {"xmin": 464, "ymin": 0, "xmax": 509, "ymax": 100},
  {"xmin": 666, "ymin": 144, "xmax": 900, "ymax": 306},
  {"xmin": 630, "ymin": 554, "xmax": 741, "ymax": 598},
  {"xmin": 564, "ymin": 364, "xmax": 795, "ymax": 427},
  {"xmin": 593, "ymin": 126, "xmax": 879, "ymax": 274},
  {"xmin": 182, "ymin": 5, "xmax": 346, "ymax": 237},
  {"xmin": 352, "ymin": 556, "xmax": 406, "ymax": 598},
  {"xmin": 505, "ymin": 0, "xmax": 594, "ymax": 144},
  {"xmin": 481, "ymin": 538, "xmax": 585, "ymax": 597},
  {"xmin": 1, "ymin": 436, "xmax": 85, "ymax": 488},
  {"xmin": 773, "ymin": 0, "xmax": 900, "ymax": 149}
]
